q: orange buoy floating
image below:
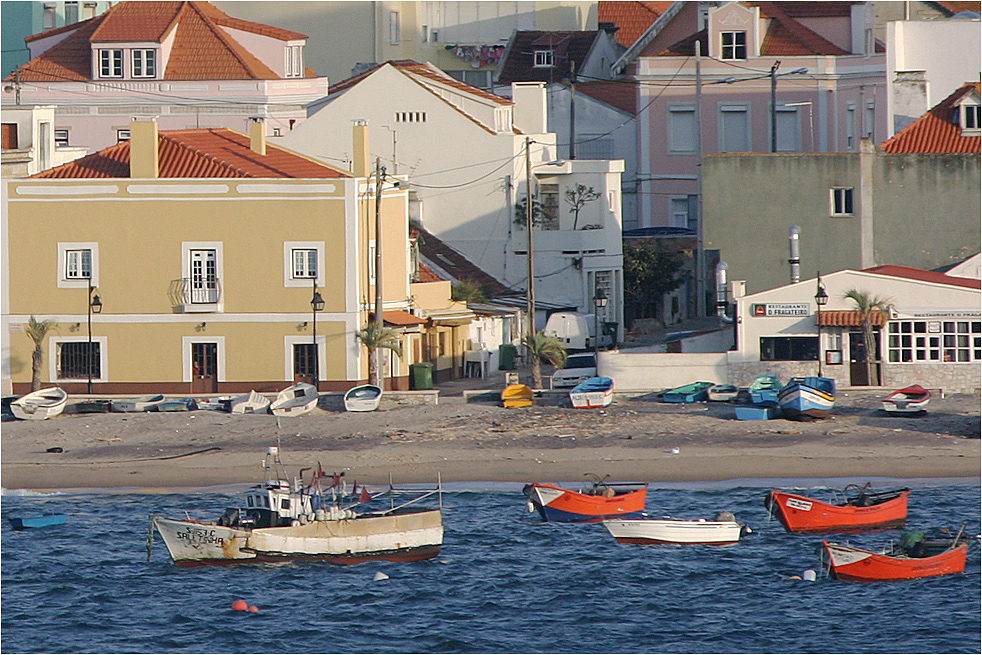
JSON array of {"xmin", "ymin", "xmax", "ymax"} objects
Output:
[
  {"xmin": 248, "ymin": 606, "xmax": 259, "ymax": 613},
  {"xmin": 232, "ymin": 600, "xmax": 248, "ymax": 611}
]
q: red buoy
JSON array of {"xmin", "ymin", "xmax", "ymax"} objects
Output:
[
  {"xmin": 232, "ymin": 600, "xmax": 248, "ymax": 611},
  {"xmin": 248, "ymin": 605, "xmax": 259, "ymax": 613}
]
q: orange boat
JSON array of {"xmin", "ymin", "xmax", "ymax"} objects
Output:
[
  {"xmin": 822, "ymin": 527, "xmax": 970, "ymax": 582},
  {"xmin": 765, "ymin": 483, "xmax": 910, "ymax": 533},
  {"xmin": 523, "ymin": 476, "xmax": 647, "ymax": 523}
]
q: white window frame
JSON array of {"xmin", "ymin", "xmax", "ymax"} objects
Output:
[
  {"xmin": 50, "ymin": 335, "xmax": 108, "ymax": 383},
  {"xmin": 669, "ymin": 197, "xmax": 690, "ymax": 228},
  {"xmin": 830, "ymin": 187, "xmax": 854, "ymax": 216},
  {"xmin": 182, "ymin": 336, "xmax": 226, "ymax": 383},
  {"xmin": 774, "ymin": 107, "xmax": 800, "ymax": 152},
  {"xmin": 117, "ymin": 129, "xmax": 130, "ymax": 143},
  {"xmin": 58, "ymin": 242, "xmax": 98, "ymax": 289},
  {"xmin": 132, "ymin": 49, "xmax": 156, "ymax": 78},
  {"xmin": 718, "ymin": 103, "xmax": 751, "ymax": 153},
  {"xmin": 534, "ymin": 50, "xmax": 555, "ymax": 68},
  {"xmin": 283, "ymin": 335, "xmax": 326, "ymax": 383},
  {"xmin": 100, "ymin": 49, "xmax": 123, "ymax": 78},
  {"xmin": 182, "ymin": 242, "xmax": 223, "ymax": 312},
  {"xmin": 720, "ymin": 31, "xmax": 746, "ymax": 60},
  {"xmin": 846, "ymin": 103, "xmax": 856, "ymax": 150},
  {"xmin": 887, "ymin": 319, "xmax": 981, "ymax": 363},
  {"xmin": 283, "ymin": 241, "xmax": 324, "ymax": 288},
  {"xmin": 865, "ymin": 100, "xmax": 875, "ymax": 140},
  {"xmin": 668, "ymin": 105, "xmax": 696, "ymax": 154},
  {"xmin": 54, "ymin": 129, "xmax": 70, "ymax": 147},
  {"xmin": 389, "ymin": 10, "xmax": 400, "ymax": 44},
  {"xmin": 963, "ymin": 104, "xmax": 981, "ymax": 131},
  {"xmin": 285, "ymin": 45, "xmax": 303, "ymax": 78}
]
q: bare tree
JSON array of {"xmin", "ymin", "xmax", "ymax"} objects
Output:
[{"xmin": 565, "ymin": 184, "xmax": 601, "ymax": 230}]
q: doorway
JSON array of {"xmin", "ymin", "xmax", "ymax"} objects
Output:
[
  {"xmin": 191, "ymin": 342, "xmax": 218, "ymax": 393},
  {"xmin": 848, "ymin": 330, "xmax": 881, "ymax": 386}
]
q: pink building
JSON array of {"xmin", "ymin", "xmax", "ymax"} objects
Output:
[
  {"xmin": 3, "ymin": 1, "xmax": 328, "ymax": 154},
  {"xmin": 614, "ymin": 1, "xmax": 887, "ymax": 228}
]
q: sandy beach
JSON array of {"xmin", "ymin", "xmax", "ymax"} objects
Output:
[{"xmin": 2, "ymin": 384, "xmax": 978, "ymax": 492}]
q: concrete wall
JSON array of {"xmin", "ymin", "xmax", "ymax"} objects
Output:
[{"xmin": 599, "ymin": 351, "xmax": 729, "ymax": 391}]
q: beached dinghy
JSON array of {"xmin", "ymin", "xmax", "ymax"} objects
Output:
[
  {"xmin": 344, "ymin": 384, "xmax": 382, "ymax": 412},
  {"xmin": 150, "ymin": 446, "xmax": 444, "ymax": 566},
  {"xmin": 501, "ymin": 383, "xmax": 533, "ymax": 408},
  {"xmin": 748, "ymin": 375, "xmax": 781, "ymax": 404},
  {"xmin": 603, "ymin": 512, "xmax": 748, "ymax": 545},
  {"xmin": 569, "ymin": 377, "xmax": 613, "ymax": 409},
  {"xmin": 661, "ymin": 381, "xmax": 712, "ymax": 403},
  {"xmin": 764, "ymin": 483, "xmax": 910, "ymax": 533},
  {"xmin": 111, "ymin": 394, "xmax": 165, "ymax": 413},
  {"xmin": 821, "ymin": 525, "xmax": 969, "ymax": 582},
  {"xmin": 10, "ymin": 387, "xmax": 68, "ymax": 420},
  {"xmin": 227, "ymin": 390, "xmax": 271, "ymax": 414},
  {"xmin": 269, "ymin": 382, "xmax": 318, "ymax": 416},
  {"xmin": 778, "ymin": 376, "xmax": 835, "ymax": 419},
  {"xmin": 707, "ymin": 384, "xmax": 739, "ymax": 402},
  {"xmin": 882, "ymin": 385, "xmax": 931, "ymax": 414},
  {"xmin": 523, "ymin": 475, "xmax": 647, "ymax": 523}
]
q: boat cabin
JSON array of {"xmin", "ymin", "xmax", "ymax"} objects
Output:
[{"xmin": 228, "ymin": 479, "xmax": 315, "ymax": 528}]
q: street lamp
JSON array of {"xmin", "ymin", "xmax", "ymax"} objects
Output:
[
  {"xmin": 815, "ymin": 273, "xmax": 828, "ymax": 376},
  {"xmin": 310, "ymin": 280, "xmax": 324, "ymax": 390},
  {"xmin": 593, "ymin": 287, "xmax": 608, "ymax": 363},
  {"xmin": 87, "ymin": 281, "xmax": 102, "ymax": 394}
]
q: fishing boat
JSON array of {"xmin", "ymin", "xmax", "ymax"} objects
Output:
[
  {"xmin": 149, "ymin": 446, "xmax": 444, "ymax": 566},
  {"xmin": 707, "ymin": 384, "xmax": 739, "ymax": 402},
  {"xmin": 501, "ymin": 383, "xmax": 533, "ymax": 408},
  {"xmin": 777, "ymin": 376, "xmax": 835, "ymax": 419},
  {"xmin": 764, "ymin": 483, "xmax": 910, "ymax": 533},
  {"xmin": 569, "ymin": 377, "xmax": 613, "ymax": 409},
  {"xmin": 523, "ymin": 475, "xmax": 647, "ymax": 523},
  {"xmin": 269, "ymin": 382, "xmax": 319, "ymax": 417},
  {"xmin": 111, "ymin": 394, "xmax": 165, "ymax": 413},
  {"xmin": 9, "ymin": 387, "xmax": 68, "ymax": 420},
  {"xmin": 821, "ymin": 526, "xmax": 969, "ymax": 582},
  {"xmin": 156, "ymin": 398, "xmax": 197, "ymax": 412},
  {"xmin": 72, "ymin": 399, "xmax": 111, "ymax": 414},
  {"xmin": 748, "ymin": 375, "xmax": 781, "ymax": 404},
  {"xmin": 344, "ymin": 384, "xmax": 383, "ymax": 412},
  {"xmin": 603, "ymin": 512, "xmax": 748, "ymax": 545},
  {"xmin": 661, "ymin": 381, "xmax": 712, "ymax": 403},
  {"xmin": 227, "ymin": 390, "xmax": 270, "ymax": 414},
  {"xmin": 882, "ymin": 385, "xmax": 931, "ymax": 414},
  {"xmin": 8, "ymin": 514, "xmax": 67, "ymax": 530}
]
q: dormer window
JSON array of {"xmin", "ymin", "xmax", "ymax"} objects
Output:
[
  {"xmin": 132, "ymin": 49, "xmax": 156, "ymax": 78},
  {"xmin": 534, "ymin": 50, "xmax": 555, "ymax": 68},
  {"xmin": 963, "ymin": 104, "xmax": 980, "ymax": 132},
  {"xmin": 100, "ymin": 49, "xmax": 123, "ymax": 77},
  {"xmin": 285, "ymin": 45, "xmax": 303, "ymax": 78},
  {"xmin": 720, "ymin": 31, "xmax": 746, "ymax": 60}
]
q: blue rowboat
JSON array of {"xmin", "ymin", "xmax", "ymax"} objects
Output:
[
  {"xmin": 569, "ymin": 377, "xmax": 614, "ymax": 409},
  {"xmin": 778, "ymin": 377, "xmax": 835, "ymax": 419},
  {"xmin": 734, "ymin": 403, "xmax": 782, "ymax": 420},
  {"xmin": 156, "ymin": 398, "xmax": 197, "ymax": 412},
  {"xmin": 662, "ymin": 381, "xmax": 712, "ymax": 403},
  {"xmin": 8, "ymin": 514, "xmax": 67, "ymax": 530},
  {"xmin": 748, "ymin": 375, "xmax": 782, "ymax": 404}
]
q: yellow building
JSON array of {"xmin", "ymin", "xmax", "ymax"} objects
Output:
[{"xmin": 2, "ymin": 118, "xmax": 439, "ymax": 395}]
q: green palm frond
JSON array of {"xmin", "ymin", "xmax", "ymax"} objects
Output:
[
  {"xmin": 23, "ymin": 316, "xmax": 58, "ymax": 347},
  {"xmin": 522, "ymin": 331, "xmax": 567, "ymax": 369},
  {"xmin": 356, "ymin": 322, "xmax": 403, "ymax": 358}
]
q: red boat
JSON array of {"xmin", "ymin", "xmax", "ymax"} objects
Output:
[
  {"xmin": 523, "ymin": 476, "xmax": 647, "ymax": 523},
  {"xmin": 822, "ymin": 527, "xmax": 970, "ymax": 582},
  {"xmin": 764, "ymin": 483, "xmax": 910, "ymax": 533}
]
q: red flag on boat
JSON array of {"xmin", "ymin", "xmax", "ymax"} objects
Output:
[
  {"xmin": 359, "ymin": 487, "xmax": 371, "ymax": 503},
  {"xmin": 351, "ymin": 481, "xmax": 358, "ymax": 496}
]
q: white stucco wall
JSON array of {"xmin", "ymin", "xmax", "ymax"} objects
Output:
[{"xmin": 600, "ymin": 351, "xmax": 729, "ymax": 391}]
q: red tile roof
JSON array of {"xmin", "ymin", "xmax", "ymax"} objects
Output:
[
  {"xmin": 931, "ymin": 1, "xmax": 982, "ymax": 15},
  {"xmin": 14, "ymin": 1, "xmax": 305, "ymax": 82},
  {"xmin": 382, "ymin": 310, "xmax": 428, "ymax": 326},
  {"xmin": 414, "ymin": 225, "xmax": 513, "ymax": 297},
  {"xmin": 598, "ymin": 1, "xmax": 673, "ymax": 48},
  {"xmin": 577, "ymin": 80, "xmax": 637, "ymax": 114},
  {"xmin": 416, "ymin": 263, "xmax": 444, "ymax": 283},
  {"xmin": 862, "ymin": 264, "xmax": 981, "ymax": 289},
  {"xmin": 816, "ymin": 310, "xmax": 887, "ymax": 327},
  {"xmin": 880, "ymin": 83, "xmax": 982, "ymax": 153},
  {"xmin": 750, "ymin": 1, "xmax": 864, "ymax": 18},
  {"xmin": 496, "ymin": 31, "xmax": 604, "ymax": 84},
  {"xmin": 31, "ymin": 128, "xmax": 350, "ymax": 179}
]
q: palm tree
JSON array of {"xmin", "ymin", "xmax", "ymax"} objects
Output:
[
  {"xmin": 356, "ymin": 322, "xmax": 404, "ymax": 386},
  {"xmin": 23, "ymin": 316, "xmax": 58, "ymax": 391},
  {"xmin": 843, "ymin": 289, "xmax": 893, "ymax": 386},
  {"xmin": 522, "ymin": 330, "xmax": 567, "ymax": 389}
]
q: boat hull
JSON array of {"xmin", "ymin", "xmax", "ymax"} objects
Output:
[
  {"xmin": 766, "ymin": 489, "xmax": 909, "ymax": 533},
  {"xmin": 344, "ymin": 385, "xmax": 382, "ymax": 412},
  {"xmin": 111, "ymin": 395, "xmax": 165, "ymax": 412},
  {"xmin": 823, "ymin": 541, "xmax": 968, "ymax": 582},
  {"xmin": 662, "ymin": 382, "xmax": 712, "ymax": 403},
  {"xmin": 748, "ymin": 375, "xmax": 781, "ymax": 404},
  {"xmin": 603, "ymin": 518, "xmax": 743, "ymax": 545},
  {"xmin": 882, "ymin": 385, "xmax": 931, "ymax": 414},
  {"xmin": 8, "ymin": 514, "xmax": 67, "ymax": 530},
  {"xmin": 153, "ymin": 510, "xmax": 444, "ymax": 566},
  {"xmin": 524, "ymin": 483, "xmax": 646, "ymax": 522},
  {"xmin": 501, "ymin": 384, "xmax": 533, "ymax": 408},
  {"xmin": 778, "ymin": 378, "xmax": 835, "ymax": 419},
  {"xmin": 10, "ymin": 387, "xmax": 68, "ymax": 420},
  {"xmin": 569, "ymin": 377, "xmax": 613, "ymax": 409},
  {"xmin": 229, "ymin": 390, "xmax": 270, "ymax": 414}
]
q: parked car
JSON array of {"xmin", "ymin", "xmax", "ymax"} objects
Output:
[{"xmin": 551, "ymin": 354, "xmax": 597, "ymax": 388}]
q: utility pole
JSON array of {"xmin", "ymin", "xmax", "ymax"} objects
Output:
[
  {"xmin": 770, "ymin": 60, "xmax": 781, "ymax": 153},
  {"xmin": 374, "ymin": 157, "xmax": 385, "ymax": 385},
  {"xmin": 568, "ymin": 60, "xmax": 576, "ymax": 160},
  {"xmin": 524, "ymin": 137, "xmax": 536, "ymax": 346},
  {"xmin": 694, "ymin": 40, "xmax": 705, "ymax": 318}
]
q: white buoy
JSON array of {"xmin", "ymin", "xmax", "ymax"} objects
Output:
[
  {"xmin": 373, "ymin": 571, "xmax": 389, "ymax": 581},
  {"xmin": 803, "ymin": 569, "xmax": 816, "ymax": 581}
]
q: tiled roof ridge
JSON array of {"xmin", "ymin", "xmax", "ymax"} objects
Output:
[
  {"xmin": 326, "ymin": 61, "xmax": 398, "ymax": 95},
  {"xmin": 159, "ymin": 128, "xmax": 249, "ymax": 175},
  {"xmin": 862, "ymin": 264, "xmax": 982, "ymax": 289},
  {"xmin": 880, "ymin": 83, "xmax": 981, "ymax": 153},
  {"xmin": 398, "ymin": 61, "xmax": 511, "ymax": 106},
  {"xmin": 24, "ymin": 10, "xmax": 103, "ymax": 43},
  {"xmin": 179, "ymin": 1, "xmax": 276, "ymax": 79},
  {"xmin": 89, "ymin": 1, "xmax": 182, "ymax": 42},
  {"xmin": 755, "ymin": 2, "xmax": 850, "ymax": 56},
  {"xmin": 413, "ymin": 224, "xmax": 513, "ymax": 296},
  {"xmin": 10, "ymin": 12, "xmax": 105, "ymax": 81}
]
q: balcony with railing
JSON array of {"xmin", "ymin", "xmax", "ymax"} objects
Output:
[{"xmin": 168, "ymin": 277, "xmax": 222, "ymax": 313}]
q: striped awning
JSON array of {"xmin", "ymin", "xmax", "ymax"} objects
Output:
[
  {"xmin": 382, "ymin": 310, "xmax": 427, "ymax": 327},
  {"xmin": 816, "ymin": 310, "xmax": 888, "ymax": 327},
  {"xmin": 426, "ymin": 308, "xmax": 477, "ymax": 326}
]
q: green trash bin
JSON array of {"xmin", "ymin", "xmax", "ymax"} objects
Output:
[
  {"xmin": 410, "ymin": 362, "xmax": 434, "ymax": 390},
  {"xmin": 499, "ymin": 344, "xmax": 517, "ymax": 370}
]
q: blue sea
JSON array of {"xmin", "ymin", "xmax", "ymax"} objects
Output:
[{"xmin": 2, "ymin": 478, "xmax": 980, "ymax": 654}]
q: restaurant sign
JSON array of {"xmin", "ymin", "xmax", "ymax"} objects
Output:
[{"xmin": 751, "ymin": 303, "xmax": 810, "ymax": 317}]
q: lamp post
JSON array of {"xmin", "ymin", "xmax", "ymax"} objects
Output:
[
  {"xmin": 815, "ymin": 272, "xmax": 828, "ymax": 376},
  {"xmin": 310, "ymin": 279, "xmax": 324, "ymax": 389},
  {"xmin": 87, "ymin": 281, "xmax": 102, "ymax": 394},
  {"xmin": 593, "ymin": 287, "xmax": 608, "ymax": 362}
]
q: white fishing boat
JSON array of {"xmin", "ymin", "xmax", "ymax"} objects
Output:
[
  {"xmin": 228, "ymin": 390, "xmax": 271, "ymax": 414},
  {"xmin": 111, "ymin": 394, "xmax": 165, "ymax": 413},
  {"xmin": 149, "ymin": 446, "xmax": 444, "ymax": 566},
  {"xmin": 882, "ymin": 385, "xmax": 931, "ymax": 414},
  {"xmin": 9, "ymin": 387, "xmax": 68, "ymax": 420},
  {"xmin": 603, "ymin": 513, "xmax": 748, "ymax": 545},
  {"xmin": 344, "ymin": 384, "xmax": 382, "ymax": 412},
  {"xmin": 569, "ymin": 377, "xmax": 613, "ymax": 409},
  {"xmin": 269, "ymin": 382, "xmax": 318, "ymax": 417}
]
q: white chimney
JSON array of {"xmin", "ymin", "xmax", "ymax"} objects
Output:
[{"xmin": 511, "ymin": 82, "xmax": 547, "ymax": 134}]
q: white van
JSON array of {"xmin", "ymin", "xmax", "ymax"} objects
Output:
[
  {"xmin": 551, "ymin": 353, "xmax": 597, "ymax": 388},
  {"xmin": 543, "ymin": 312, "xmax": 611, "ymax": 351}
]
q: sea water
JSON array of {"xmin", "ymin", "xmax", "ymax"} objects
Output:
[{"xmin": 1, "ymin": 478, "xmax": 979, "ymax": 654}]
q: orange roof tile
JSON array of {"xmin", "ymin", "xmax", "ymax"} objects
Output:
[
  {"xmin": 382, "ymin": 310, "xmax": 428, "ymax": 326},
  {"xmin": 598, "ymin": 1, "xmax": 673, "ymax": 48},
  {"xmin": 816, "ymin": 310, "xmax": 887, "ymax": 327},
  {"xmin": 931, "ymin": 1, "xmax": 982, "ymax": 15},
  {"xmin": 863, "ymin": 264, "xmax": 982, "ymax": 289},
  {"xmin": 880, "ymin": 83, "xmax": 982, "ymax": 153},
  {"xmin": 416, "ymin": 263, "xmax": 444, "ymax": 283},
  {"xmin": 31, "ymin": 128, "xmax": 351, "ymax": 179},
  {"xmin": 577, "ymin": 80, "xmax": 637, "ymax": 114},
  {"xmin": 13, "ymin": 1, "xmax": 304, "ymax": 82}
]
